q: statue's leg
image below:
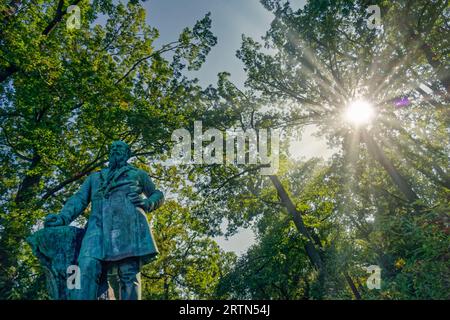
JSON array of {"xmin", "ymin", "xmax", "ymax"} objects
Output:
[
  {"xmin": 117, "ymin": 257, "xmax": 141, "ymax": 300},
  {"xmin": 96, "ymin": 264, "xmax": 111, "ymax": 300},
  {"xmin": 106, "ymin": 262, "xmax": 120, "ymax": 300},
  {"xmin": 76, "ymin": 256, "xmax": 102, "ymax": 300}
]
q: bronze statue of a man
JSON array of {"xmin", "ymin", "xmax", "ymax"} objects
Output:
[{"xmin": 44, "ymin": 141, "xmax": 164, "ymax": 300}]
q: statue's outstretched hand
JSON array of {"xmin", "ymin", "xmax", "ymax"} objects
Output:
[{"xmin": 44, "ymin": 213, "xmax": 66, "ymax": 227}]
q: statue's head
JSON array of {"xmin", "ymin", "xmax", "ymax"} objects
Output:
[{"xmin": 108, "ymin": 140, "xmax": 131, "ymax": 169}]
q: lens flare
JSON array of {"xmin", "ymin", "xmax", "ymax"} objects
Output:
[{"xmin": 344, "ymin": 99, "xmax": 375, "ymax": 125}]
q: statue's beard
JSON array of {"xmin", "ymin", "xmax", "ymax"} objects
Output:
[{"xmin": 109, "ymin": 152, "xmax": 128, "ymax": 170}]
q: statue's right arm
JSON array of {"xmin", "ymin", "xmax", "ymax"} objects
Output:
[{"xmin": 58, "ymin": 175, "xmax": 92, "ymax": 225}]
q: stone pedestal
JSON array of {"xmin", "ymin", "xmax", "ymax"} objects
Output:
[
  {"xmin": 28, "ymin": 226, "xmax": 117, "ymax": 300},
  {"xmin": 27, "ymin": 226, "xmax": 85, "ymax": 299}
]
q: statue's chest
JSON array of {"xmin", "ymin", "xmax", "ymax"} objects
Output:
[{"xmin": 94, "ymin": 169, "xmax": 142, "ymax": 199}]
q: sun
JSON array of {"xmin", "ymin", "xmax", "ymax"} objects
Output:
[{"xmin": 344, "ymin": 99, "xmax": 375, "ymax": 125}]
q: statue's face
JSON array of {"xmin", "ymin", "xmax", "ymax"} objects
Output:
[{"xmin": 108, "ymin": 141, "xmax": 130, "ymax": 169}]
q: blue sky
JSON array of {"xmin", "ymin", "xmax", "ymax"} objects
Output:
[
  {"xmin": 140, "ymin": 0, "xmax": 335, "ymax": 255},
  {"xmin": 145, "ymin": 0, "xmax": 305, "ymax": 89}
]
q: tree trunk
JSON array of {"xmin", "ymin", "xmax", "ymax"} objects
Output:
[
  {"xmin": 15, "ymin": 153, "xmax": 42, "ymax": 205},
  {"xmin": 0, "ymin": 152, "xmax": 42, "ymax": 298},
  {"xmin": 361, "ymin": 130, "xmax": 419, "ymax": 203},
  {"xmin": 344, "ymin": 272, "xmax": 362, "ymax": 300},
  {"xmin": 269, "ymin": 175, "xmax": 323, "ymax": 270},
  {"xmin": 420, "ymin": 41, "xmax": 450, "ymax": 98},
  {"xmin": 269, "ymin": 175, "xmax": 362, "ymax": 299}
]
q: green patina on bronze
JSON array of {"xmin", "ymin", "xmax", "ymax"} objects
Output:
[
  {"xmin": 28, "ymin": 141, "xmax": 164, "ymax": 300},
  {"xmin": 27, "ymin": 226, "xmax": 86, "ymax": 299}
]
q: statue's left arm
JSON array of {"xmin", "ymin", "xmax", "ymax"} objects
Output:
[{"xmin": 140, "ymin": 172, "xmax": 164, "ymax": 212}]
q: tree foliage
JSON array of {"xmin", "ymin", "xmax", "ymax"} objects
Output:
[{"xmin": 0, "ymin": 0, "xmax": 448, "ymax": 300}]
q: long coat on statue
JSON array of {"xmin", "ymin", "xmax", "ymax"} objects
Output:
[{"xmin": 59, "ymin": 164, "xmax": 164, "ymax": 264}]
